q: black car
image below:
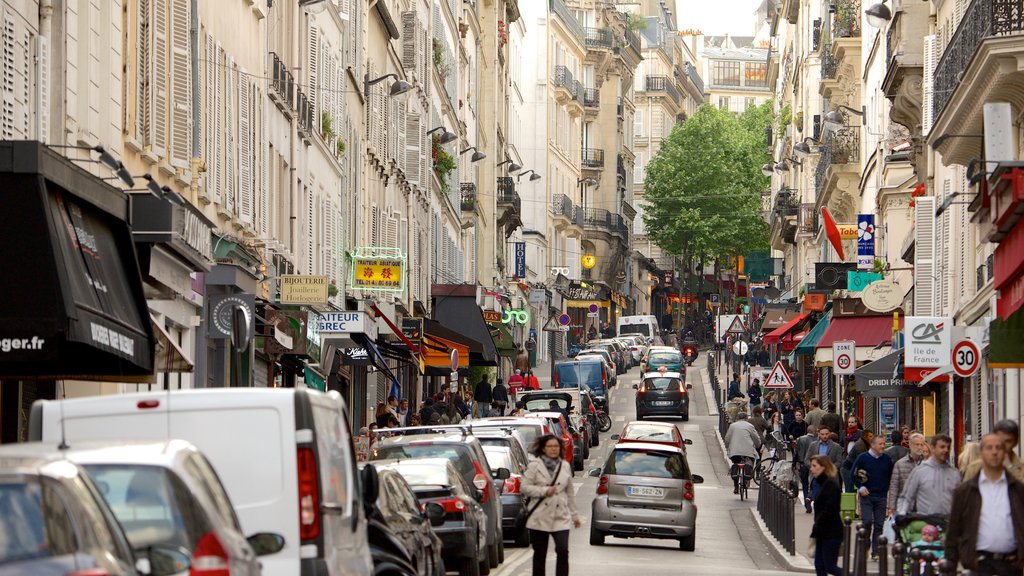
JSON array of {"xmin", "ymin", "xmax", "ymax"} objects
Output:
[
  {"xmin": 634, "ymin": 370, "xmax": 692, "ymax": 421},
  {"xmin": 478, "ymin": 440, "xmax": 530, "ymax": 547},
  {"xmin": 378, "ymin": 459, "xmax": 489, "ymax": 576},
  {"xmin": 363, "ymin": 465, "xmax": 446, "ymax": 576}
]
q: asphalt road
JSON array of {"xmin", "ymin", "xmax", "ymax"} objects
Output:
[{"xmin": 492, "ymin": 361, "xmax": 800, "ymax": 576}]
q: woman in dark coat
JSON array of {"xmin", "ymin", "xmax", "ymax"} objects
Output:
[{"xmin": 810, "ymin": 455, "xmax": 844, "ymax": 576}]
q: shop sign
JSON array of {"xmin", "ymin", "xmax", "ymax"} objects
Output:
[
  {"xmin": 847, "ymin": 271, "xmax": 882, "ymax": 292},
  {"xmin": 279, "ymin": 275, "xmax": 329, "ymax": 305},
  {"xmin": 401, "ymin": 318, "xmax": 423, "ymax": 346},
  {"xmin": 861, "ymin": 278, "xmax": 903, "ymax": 312},
  {"xmin": 502, "ymin": 309, "xmax": 530, "ymax": 325},
  {"xmin": 349, "ymin": 247, "xmax": 406, "ymax": 291},
  {"xmin": 529, "ymin": 289, "xmax": 547, "ymax": 305},
  {"xmin": 857, "ymin": 214, "xmax": 875, "ymax": 269},
  {"xmin": 905, "ymin": 316, "xmax": 952, "ymax": 368},
  {"xmin": 483, "ymin": 310, "xmax": 503, "ymax": 324},
  {"xmin": 836, "ymin": 224, "xmax": 859, "ymax": 239},
  {"xmin": 263, "ymin": 310, "xmax": 308, "ymax": 355},
  {"xmin": 177, "ymin": 203, "xmax": 213, "ymax": 263},
  {"xmin": 208, "ymin": 293, "xmax": 256, "ymax": 340},
  {"xmin": 515, "ymin": 242, "xmax": 527, "ymax": 277},
  {"xmin": 341, "ymin": 347, "xmax": 372, "ymax": 366},
  {"xmin": 319, "ymin": 311, "xmax": 378, "ymax": 340},
  {"xmin": 306, "ymin": 311, "xmax": 322, "ymax": 363},
  {"xmin": 562, "ymin": 283, "xmax": 600, "ymax": 301}
]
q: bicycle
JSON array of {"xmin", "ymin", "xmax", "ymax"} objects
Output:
[{"xmin": 730, "ymin": 456, "xmax": 754, "ymax": 501}]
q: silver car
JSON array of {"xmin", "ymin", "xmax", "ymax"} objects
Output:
[{"xmin": 587, "ymin": 442, "xmax": 704, "ymax": 551}]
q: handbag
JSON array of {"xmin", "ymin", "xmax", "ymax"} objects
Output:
[{"xmin": 515, "ymin": 460, "xmax": 563, "ymax": 532}]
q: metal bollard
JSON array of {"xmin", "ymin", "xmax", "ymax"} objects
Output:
[
  {"xmin": 934, "ymin": 558, "xmax": 953, "ymax": 576},
  {"xmin": 877, "ymin": 536, "xmax": 888, "ymax": 576},
  {"xmin": 892, "ymin": 543, "xmax": 906, "ymax": 576},
  {"xmin": 855, "ymin": 525, "xmax": 870, "ymax": 576},
  {"xmin": 842, "ymin": 517, "xmax": 853, "ymax": 576}
]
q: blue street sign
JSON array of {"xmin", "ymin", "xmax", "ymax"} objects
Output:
[
  {"xmin": 514, "ymin": 242, "xmax": 526, "ymax": 278},
  {"xmin": 857, "ymin": 214, "xmax": 875, "ymax": 269}
]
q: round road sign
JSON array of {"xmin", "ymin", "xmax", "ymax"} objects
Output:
[
  {"xmin": 558, "ymin": 313, "xmax": 571, "ymax": 326},
  {"xmin": 449, "ymin": 348, "xmax": 459, "ymax": 372},
  {"xmin": 952, "ymin": 339, "xmax": 981, "ymax": 378},
  {"xmin": 588, "ymin": 303, "xmax": 599, "ymax": 314},
  {"xmin": 836, "ymin": 353, "xmax": 853, "ymax": 372},
  {"xmin": 732, "ymin": 340, "xmax": 749, "ymax": 356}
]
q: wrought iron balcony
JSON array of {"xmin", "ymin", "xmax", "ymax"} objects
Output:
[
  {"xmin": 616, "ymin": 97, "xmax": 624, "ymax": 118},
  {"xmin": 583, "ymin": 87, "xmax": 599, "ymax": 107},
  {"xmin": 581, "ymin": 208, "xmax": 611, "ymax": 229},
  {"xmin": 270, "ymin": 52, "xmax": 295, "ymax": 110},
  {"xmin": 497, "ymin": 177, "xmax": 520, "ymax": 208},
  {"xmin": 460, "ymin": 182, "xmax": 477, "ymax": 211},
  {"xmin": 683, "ymin": 61, "xmax": 705, "ymax": 95},
  {"xmin": 814, "ymin": 127, "xmax": 861, "ymax": 198},
  {"xmin": 584, "ymin": 27, "xmax": 614, "ymax": 48},
  {"xmin": 821, "ymin": 42, "xmax": 837, "ymax": 80},
  {"xmin": 582, "ymin": 148, "xmax": 605, "ymax": 169},
  {"xmin": 548, "ymin": 0, "xmax": 584, "ymax": 43},
  {"xmin": 296, "ymin": 90, "xmax": 314, "ymax": 137},
  {"xmin": 609, "ymin": 213, "xmax": 629, "ymax": 239},
  {"xmin": 551, "ymin": 193, "xmax": 578, "ymax": 222},
  {"xmin": 553, "ymin": 65, "xmax": 579, "ymax": 100},
  {"xmin": 624, "ymin": 26, "xmax": 641, "ymax": 54},
  {"xmin": 933, "ymin": 0, "xmax": 1024, "ymax": 123},
  {"xmin": 572, "ymin": 80, "xmax": 584, "ymax": 103},
  {"xmin": 832, "ymin": 0, "xmax": 862, "ymax": 38},
  {"xmin": 642, "ymin": 75, "xmax": 681, "ymax": 105}
]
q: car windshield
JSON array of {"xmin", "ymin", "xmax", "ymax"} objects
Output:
[
  {"xmin": 606, "ymin": 450, "xmax": 689, "ymax": 479},
  {"xmin": 556, "ymin": 363, "xmax": 605, "ymax": 394},
  {"xmin": 644, "ymin": 377, "xmax": 680, "ymax": 391},
  {"xmin": 0, "ymin": 480, "xmax": 48, "ymax": 564},
  {"xmin": 390, "ymin": 464, "xmax": 451, "ymax": 487},
  {"xmin": 619, "ymin": 324, "xmax": 650, "ymax": 337},
  {"xmin": 482, "ymin": 447, "xmax": 513, "ymax": 471},
  {"xmin": 623, "ymin": 425, "xmax": 677, "ymax": 443},
  {"xmin": 475, "ymin": 425, "xmax": 540, "ymax": 449},
  {"xmin": 372, "ymin": 445, "xmax": 476, "ymax": 480}
]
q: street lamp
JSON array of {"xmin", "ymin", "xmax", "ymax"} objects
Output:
[
  {"xmin": 761, "ymin": 163, "xmax": 775, "ymax": 176},
  {"xmin": 794, "ymin": 137, "xmax": 822, "ymax": 158},
  {"xmin": 935, "ymin": 192, "xmax": 978, "ymax": 217},
  {"xmin": 517, "ymin": 170, "xmax": 542, "ymax": 182},
  {"xmin": 460, "ymin": 146, "xmax": 487, "ymax": 162},
  {"xmin": 865, "ymin": 0, "xmax": 892, "ymax": 28},
  {"xmin": 427, "ymin": 126, "xmax": 458, "ymax": 144},
  {"xmin": 363, "ymin": 73, "xmax": 413, "ymax": 98},
  {"xmin": 824, "ymin": 105, "xmax": 865, "ymax": 129},
  {"xmin": 497, "ymin": 159, "xmax": 522, "ymax": 173}
]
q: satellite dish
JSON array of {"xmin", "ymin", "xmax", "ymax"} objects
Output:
[{"xmin": 766, "ymin": 286, "xmax": 782, "ymax": 300}]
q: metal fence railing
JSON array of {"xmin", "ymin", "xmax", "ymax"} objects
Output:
[{"xmin": 757, "ymin": 479, "xmax": 796, "ymax": 556}]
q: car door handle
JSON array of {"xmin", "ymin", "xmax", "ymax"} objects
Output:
[{"xmin": 321, "ymin": 502, "xmax": 345, "ymax": 515}]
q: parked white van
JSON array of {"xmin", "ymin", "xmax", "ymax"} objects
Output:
[
  {"xmin": 30, "ymin": 388, "xmax": 373, "ymax": 576},
  {"xmin": 616, "ymin": 315, "xmax": 660, "ymax": 344}
]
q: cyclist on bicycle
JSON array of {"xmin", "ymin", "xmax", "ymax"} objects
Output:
[{"xmin": 725, "ymin": 412, "xmax": 762, "ymax": 494}]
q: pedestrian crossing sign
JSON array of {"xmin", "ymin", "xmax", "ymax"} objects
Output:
[{"xmin": 763, "ymin": 361, "xmax": 794, "ymax": 389}]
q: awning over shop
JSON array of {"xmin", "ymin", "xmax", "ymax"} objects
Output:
[
  {"xmin": 151, "ymin": 316, "xmax": 193, "ymax": 373},
  {"xmin": 490, "ymin": 324, "xmax": 517, "ymax": 357},
  {"xmin": 352, "ymin": 333, "xmax": 400, "ymax": 388},
  {"xmin": 420, "ymin": 334, "xmax": 469, "ymax": 376},
  {"xmin": 0, "ymin": 141, "xmax": 155, "ymax": 382},
  {"xmin": 991, "ymin": 306, "xmax": 1024, "ymax": 368},
  {"xmin": 433, "ymin": 294, "xmax": 498, "ymax": 365},
  {"xmin": 815, "ymin": 315, "xmax": 903, "ymax": 367},
  {"xmin": 423, "ymin": 317, "xmax": 495, "ymax": 367},
  {"xmin": 761, "ymin": 307, "xmax": 805, "ymax": 333},
  {"xmin": 764, "ymin": 313, "xmax": 810, "ymax": 345},
  {"xmin": 854, "ymin": 349, "xmax": 934, "ymax": 398},
  {"xmin": 794, "ymin": 311, "xmax": 831, "ymax": 356}
]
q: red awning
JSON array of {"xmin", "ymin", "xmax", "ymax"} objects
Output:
[
  {"xmin": 781, "ymin": 329, "xmax": 808, "ymax": 352},
  {"xmin": 815, "ymin": 316, "xmax": 903, "ymax": 349},
  {"xmin": 764, "ymin": 313, "xmax": 810, "ymax": 345}
]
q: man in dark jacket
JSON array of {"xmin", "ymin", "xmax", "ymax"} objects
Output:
[
  {"xmin": 492, "ymin": 377, "xmax": 509, "ymax": 415},
  {"xmin": 852, "ymin": 434, "xmax": 894, "ymax": 560},
  {"xmin": 820, "ymin": 403, "xmax": 844, "ymax": 446},
  {"xmin": 946, "ymin": 433, "xmax": 1024, "ymax": 575},
  {"xmin": 727, "ymin": 374, "xmax": 744, "ymax": 401},
  {"xmin": 748, "ymin": 406, "xmax": 770, "ymax": 439},
  {"xmin": 473, "ymin": 375, "xmax": 492, "ymax": 418},
  {"xmin": 794, "ymin": 425, "xmax": 818, "ymax": 512}
]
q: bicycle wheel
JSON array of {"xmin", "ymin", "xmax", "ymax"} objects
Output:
[
  {"xmin": 751, "ymin": 460, "xmax": 763, "ymax": 486},
  {"xmin": 598, "ymin": 413, "xmax": 612, "ymax": 432},
  {"xmin": 739, "ymin": 469, "xmax": 748, "ymax": 501}
]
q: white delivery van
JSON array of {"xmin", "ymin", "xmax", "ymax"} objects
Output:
[
  {"xmin": 30, "ymin": 388, "xmax": 372, "ymax": 576},
  {"xmin": 617, "ymin": 315, "xmax": 659, "ymax": 343}
]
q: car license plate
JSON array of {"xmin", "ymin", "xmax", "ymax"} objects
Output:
[
  {"xmin": 655, "ymin": 401, "xmax": 674, "ymax": 406},
  {"xmin": 627, "ymin": 486, "xmax": 665, "ymax": 498}
]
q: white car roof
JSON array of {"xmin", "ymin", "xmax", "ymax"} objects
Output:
[
  {"xmin": 57, "ymin": 439, "xmax": 202, "ymax": 467},
  {"xmin": 643, "ymin": 371, "xmax": 684, "ymax": 379}
]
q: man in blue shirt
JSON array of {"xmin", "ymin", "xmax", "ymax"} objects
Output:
[{"xmin": 852, "ymin": 434, "xmax": 895, "ymax": 560}]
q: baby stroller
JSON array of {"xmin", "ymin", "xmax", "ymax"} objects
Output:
[
  {"xmin": 893, "ymin": 514, "xmax": 947, "ymax": 573},
  {"xmin": 725, "ymin": 398, "xmax": 748, "ymax": 423}
]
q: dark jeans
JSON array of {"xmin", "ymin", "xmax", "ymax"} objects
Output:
[
  {"xmin": 977, "ymin": 556, "xmax": 1024, "ymax": 576},
  {"xmin": 815, "ymin": 536, "xmax": 843, "ymax": 576},
  {"xmin": 858, "ymin": 494, "xmax": 886, "ymax": 555},
  {"xmin": 530, "ymin": 529, "xmax": 569, "ymax": 576},
  {"xmin": 799, "ymin": 464, "xmax": 811, "ymax": 503},
  {"xmin": 841, "ymin": 467, "xmax": 855, "ymax": 492}
]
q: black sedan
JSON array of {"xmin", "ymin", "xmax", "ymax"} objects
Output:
[
  {"xmin": 634, "ymin": 370, "xmax": 692, "ymax": 421},
  {"xmin": 366, "ymin": 465, "xmax": 446, "ymax": 576}
]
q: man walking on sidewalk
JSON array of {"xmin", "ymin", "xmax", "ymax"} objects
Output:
[
  {"xmin": 805, "ymin": 398, "xmax": 826, "ymax": 429},
  {"xmin": 794, "ymin": 425, "xmax": 818, "ymax": 512},
  {"xmin": 473, "ymin": 375, "xmax": 493, "ymax": 418},
  {"xmin": 852, "ymin": 434, "xmax": 895, "ymax": 561},
  {"xmin": 897, "ymin": 434, "xmax": 961, "ymax": 516},
  {"xmin": 886, "ymin": 433, "xmax": 928, "ymax": 517}
]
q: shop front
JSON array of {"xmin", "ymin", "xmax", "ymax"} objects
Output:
[
  {"xmin": 0, "ymin": 141, "xmax": 156, "ymax": 441},
  {"xmin": 853, "ymin": 349, "xmax": 936, "ymax": 443}
]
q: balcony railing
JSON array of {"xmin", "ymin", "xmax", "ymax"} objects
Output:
[
  {"xmin": 821, "ymin": 42, "xmax": 837, "ymax": 80},
  {"xmin": 617, "ymin": 154, "xmax": 627, "ymax": 183},
  {"xmin": 815, "ymin": 127, "xmax": 861, "ymax": 197},
  {"xmin": 582, "ymin": 148, "xmax": 605, "ymax": 168},
  {"xmin": 572, "ymin": 80, "xmax": 584, "ymax": 103},
  {"xmin": 684, "ymin": 61, "xmax": 705, "ymax": 95},
  {"xmin": 643, "ymin": 75, "xmax": 681, "ymax": 105},
  {"xmin": 549, "ymin": 0, "xmax": 584, "ymax": 43},
  {"xmin": 933, "ymin": 0, "xmax": 1024, "ymax": 122},
  {"xmin": 609, "ymin": 213, "xmax": 629, "ymax": 239},
  {"xmin": 624, "ymin": 26, "xmax": 641, "ymax": 54},
  {"xmin": 497, "ymin": 177, "xmax": 520, "ymax": 207},
  {"xmin": 832, "ymin": 0, "xmax": 862, "ymax": 38},
  {"xmin": 584, "ymin": 27, "xmax": 614, "ymax": 48},
  {"xmin": 270, "ymin": 52, "xmax": 295, "ymax": 110},
  {"xmin": 551, "ymin": 193, "xmax": 576, "ymax": 221},
  {"xmin": 296, "ymin": 90, "xmax": 314, "ymax": 136},
  {"xmin": 553, "ymin": 65, "xmax": 580, "ymax": 100},
  {"xmin": 581, "ymin": 208, "xmax": 611, "ymax": 228},
  {"xmin": 460, "ymin": 182, "xmax": 477, "ymax": 211},
  {"xmin": 583, "ymin": 87, "xmax": 599, "ymax": 107}
]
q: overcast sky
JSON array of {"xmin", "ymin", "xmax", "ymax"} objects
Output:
[{"xmin": 673, "ymin": 0, "xmax": 763, "ymax": 36}]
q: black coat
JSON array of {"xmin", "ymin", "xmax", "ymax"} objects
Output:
[
  {"xmin": 492, "ymin": 383, "xmax": 509, "ymax": 403},
  {"xmin": 474, "ymin": 380, "xmax": 493, "ymax": 403},
  {"xmin": 811, "ymin": 473, "xmax": 844, "ymax": 540}
]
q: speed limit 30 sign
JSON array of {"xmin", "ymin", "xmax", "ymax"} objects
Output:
[{"xmin": 952, "ymin": 339, "xmax": 981, "ymax": 378}]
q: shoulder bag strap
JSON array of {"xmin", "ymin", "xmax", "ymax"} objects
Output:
[{"xmin": 524, "ymin": 460, "xmax": 564, "ymax": 519}]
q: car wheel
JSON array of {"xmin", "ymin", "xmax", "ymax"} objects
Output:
[
  {"xmin": 488, "ymin": 541, "xmax": 499, "ymax": 568},
  {"xmin": 679, "ymin": 533, "xmax": 696, "ymax": 551},
  {"xmin": 583, "ymin": 440, "xmax": 590, "ymax": 460},
  {"xmin": 460, "ymin": 555, "xmax": 480, "ymax": 576},
  {"xmin": 589, "ymin": 524, "xmax": 606, "ymax": 546},
  {"xmin": 591, "ymin": 428, "xmax": 600, "ymax": 447},
  {"xmin": 498, "ymin": 536, "xmax": 505, "ymax": 563},
  {"xmin": 682, "ymin": 411, "xmax": 689, "ymax": 422}
]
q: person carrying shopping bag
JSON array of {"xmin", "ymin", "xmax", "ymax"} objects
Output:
[{"xmin": 521, "ymin": 434, "xmax": 581, "ymax": 576}]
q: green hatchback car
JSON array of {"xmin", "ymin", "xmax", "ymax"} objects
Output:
[{"xmin": 644, "ymin": 349, "xmax": 684, "ymax": 373}]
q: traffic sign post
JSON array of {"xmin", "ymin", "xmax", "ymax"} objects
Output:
[
  {"xmin": 952, "ymin": 339, "xmax": 981, "ymax": 378},
  {"xmin": 732, "ymin": 340, "xmax": 749, "ymax": 356},
  {"xmin": 833, "ymin": 341, "xmax": 855, "ymax": 375},
  {"xmin": 763, "ymin": 361, "xmax": 794, "ymax": 389}
]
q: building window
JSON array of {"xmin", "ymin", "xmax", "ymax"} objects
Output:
[
  {"xmin": 712, "ymin": 61, "xmax": 740, "ymax": 86},
  {"xmin": 745, "ymin": 97, "xmax": 755, "ymax": 110},
  {"xmin": 718, "ymin": 96, "xmax": 730, "ymax": 110},
  {"xmin": 745, "ymin": 62, "xmax": 768, "ymax": 87}
]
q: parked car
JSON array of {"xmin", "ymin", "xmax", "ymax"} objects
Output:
[
  {"xmin": 516, "ymin": 389, "xmax": 594, "ymax": 454},
  {"xmin": 375, "ymin": 459, "xmax": 488, "ymax": 576},
  {"xmin": 0, "ymin": 445, "xmax": 190, "ymax": 576},
  {"xmin": 467, "ymin": 419, "xmax": 549, "ymax": 454},
  {"xmin": 362, "ymin": 465, "xmax": 445, "ymax": 576},
  {"xmin": 554, "ymin": 359, "xmax": 610, "ymax": 415},
  {"xmin": 643, "ymin": 349, "xmax": 684, "ymax": 374},
  {"xmin": 31, "ymin": 388, "xmax": 373, "ymax": 576},
  {"xmin": 614, "ymin": 337, "xmax": 642, "ymax": 364},
  {"xmin": 479, "ymin": 444, "xmax": 530, "ymax": 547},
  {"xmin": 588, "ymin": 442, "xmax": 704, "ymax": 551},
  {"xmin": 65, "ymin": 440, "xmax": 283, "ymax": 576},
  {"xmin": 613, "ymin": 421, "xmax": 693, "ymax": 452},
  {"xmin": 370, "ymin": 430, "xmax": 507, "ymax": 569},
  {"xmin": 582, "ymin": 345, "xmax": 624, "ymax": 376},
  {"xmin": 523, "ymin": 411, "xmax": 579, "ymax": 472},
  {"xmin": 634, "ymin": 370, "xmax": 692, "ymax": 421},
  {"xmin": 589, "ymin": 340, "xmax": 629, "ymax": 371}
]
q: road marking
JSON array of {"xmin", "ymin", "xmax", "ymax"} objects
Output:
[
  {"xmin": 682, "ymin": 424, "xmax": 701, "ymax": 433},
  {"xmin": 573, "ymin": 482, "xmax": 583, "ymax": 495}
]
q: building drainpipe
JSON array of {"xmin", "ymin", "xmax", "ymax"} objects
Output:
[{"xmin": 189, "ymin": 0, "xmax": 208, "ymax": 389}]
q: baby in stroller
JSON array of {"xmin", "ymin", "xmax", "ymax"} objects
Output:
[{"xmin": 894, "ymin": 514, "xmax": 947, "ymax": 573}]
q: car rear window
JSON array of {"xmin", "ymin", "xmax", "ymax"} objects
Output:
[
  {"xmin": 556, "ymin": 363, "xmax": 605, "ymax": 394},
  {"xmin": 605, "ymin": 450, "xmax": 690, "ymax": 479},
  {"xmin": 482, "ymin": 447, "xmax": 513, "ymax": 471},
  {"xmin": 523, "ymin": 398, "xmax": 568, "ymax": 412},
  {"xmin": 644, "ymin": 377, "xmax": 681, "ymax": 391},
  {"xmin": 619, "ymin": 324, "xmax": 651, "ymax": 337},
  {"xmin": 390, "ymin": 464, "xmax": 451, "ymax": 487},
  {"xmin": 622, "ymin": 425, "xmax": 676, "ymax": 443},
  {"xmin": 0, "ymin": 479, "xmax": 61, "ymax": 564},
  {"xmin": 649, "ymin": 352, "xmax": 682, "ymax": 363},
  {"xmin": 372, "ymin": 444, "xmax": 476, "ymax": 481}
]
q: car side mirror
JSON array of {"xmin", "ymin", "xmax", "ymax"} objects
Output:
[
  {"xmin": 632, "ymin": 384, "xmax": 638, "ymax": 390},
  {"xmin": 691, "ymin": 474, "xmax": 705, "ymax": 484},
  {"xmin": 361, "ymin": 464, "xmax": 380, "ymax": 509},
  {"xmin": 686, "ymin": 383, "xmax": 693, "ymax": 389},
  {"xmin": 684, "ymin": 439, "xmax": 693, "ymax": 445},
  {"xmin": 610, "ymin": 434, "xmax": 620, "ymax": 440},
  {"xmin": 137, "ymin": 545, "xmax": 191, "ymax": 576},
  {"xmin": 247, "ymin": 532, "xmax": 286, "ymax": 556},
  {"xmin": 473, "ymin": 490, "xmax": 485, "ymax": 502},
  {"xmin": 493, "ymin": 467, "xmax": 511, "ymax": 480},
  {"xmin": 588, "ymin": 467, "xmax": 602, "ymax": 478},
  {"xmin": 424, "ymin": 501, "xmax": 446, "ymax": 527}
]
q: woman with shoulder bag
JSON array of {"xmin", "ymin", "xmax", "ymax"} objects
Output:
[
  {"xmin": 520, "ymin": 434, "xmax": 580, "ymax": 576},
  {"xmin": 809, "ymin": 455, "xmax": 844, "ymax": 576}
]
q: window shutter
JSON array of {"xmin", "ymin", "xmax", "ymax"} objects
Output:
[
  {"xmin": 238, "ymin": 75, "xmax": 254, "ymax": 225},
  {"xmin": 922, "ymin": 35, "xmax": 937, "ymax": 136},
  {"xmin": 151, "ymin": 0, "xmax": 168, "ymax": 157},
  {"xmin": 259, "ymin": 110, "xmax": 269, "ymax": 237},
  {"xmin": 399, "ymin": 214, "xmax": 408, "ymax": 256},
  {"xmin": 939, "ymin": 179, "xmax": 951, "ymax": 314},
  {"xmin": 388, "ymin": 212, "xmax": 399, "ymax": 248},
  {"xmin": 225, "ymin": 54, "xmax": 236, "ymax": 214},
  {"xmin": 33, "ymin": 35, "xmax": 48, "ymax": 142},
  {"xmin": 308, "ymin": 26, "xmax": 319, "ymax": 118},
  {"xmin": 202, "ymin": 33, "xmax": 214, "ymax": 198},
  {"xmin": 169, "ymin": 0, "xmax": 190, "ymax": 167},
  {"xmin": 402, "ymin": 11, "xmax": 417, "ymax": 72},
  {"xmin": 954, "ymin": 0, "xmax": 967, "ymax": 28},
  {"xmin": 633, "ymin": 108, "xmax": 643, "ymax": 137},
  {"xmin": 397, "ymin": 99, "xmax": 406, "ymax": 173},
  {"xmin": 371, "ymin": 204, "xmax": 381, "ymax": 246},
  {"xmin": 914, "ymin": 196, "xmax": 937, "ymax": 316},
  {"xmin": 404, "ymin": 111, "xmax": 420, "ymax": 186},
  {"xmin": 305, "ymin": 183, "xmax": 315, "ymax": 273}
]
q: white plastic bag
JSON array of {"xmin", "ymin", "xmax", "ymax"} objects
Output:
[{"xmin": 882, "ymin": 516, "xmax": 896, "ymax": 543}]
